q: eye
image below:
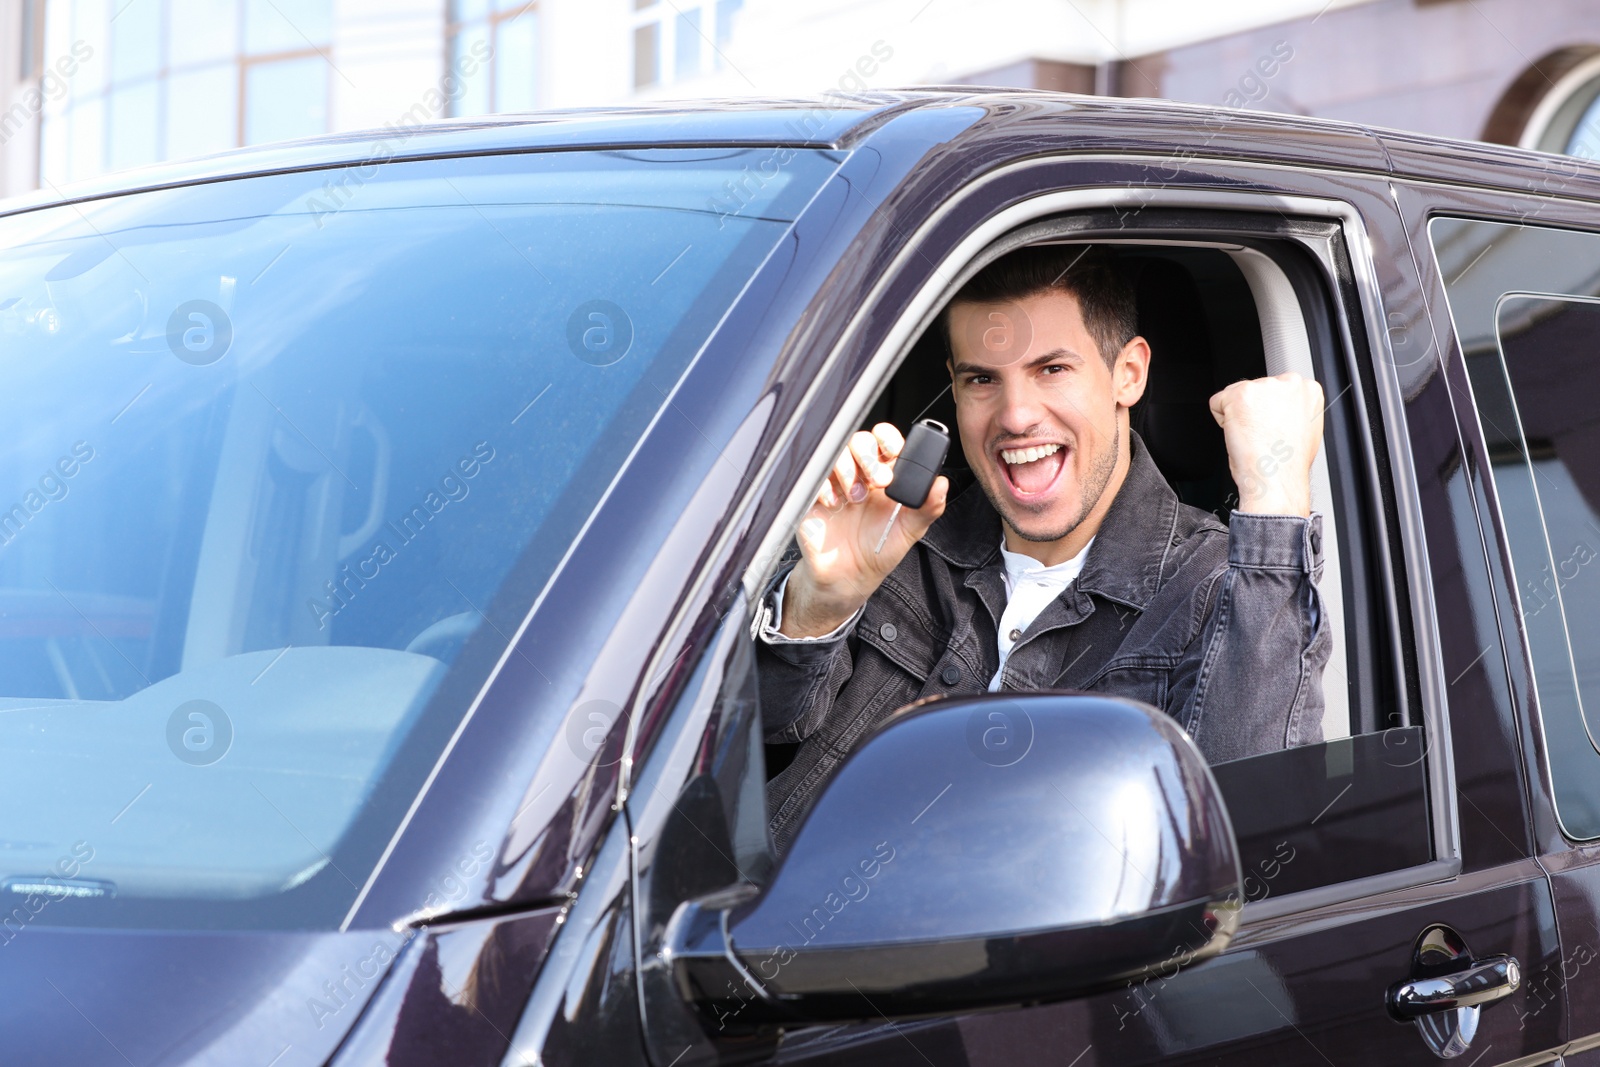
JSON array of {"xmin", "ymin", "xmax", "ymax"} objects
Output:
[
  {"xmin": 1041, "ymin": 363, "xmax": 1069, "ymax": 376},
  {"xmin": 965, "ymin": 373, "xmax": 994, "ymax": 386}
]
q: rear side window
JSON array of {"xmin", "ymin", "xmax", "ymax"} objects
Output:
[{"xmin": 1427, "ymin": 217, "xmax": 1600, "ymax": 838}]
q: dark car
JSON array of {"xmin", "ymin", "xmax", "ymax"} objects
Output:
[{"xmin": 2, "ymin": 88, "xmax": 1600, "ymax": 1066}]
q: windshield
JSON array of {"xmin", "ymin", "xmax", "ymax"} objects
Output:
[{"xmin": 0, "ymin": 146, "xmax": 838, "ymax": 928}]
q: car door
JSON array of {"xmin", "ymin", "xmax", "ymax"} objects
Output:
[
  {"xmin": 1385, "ymin": 144, "xmax": 1600, "ymax": 1064},
  {"xmin": 732, "ymin": 143, "xmax": 1555, "ymax": 1067}
]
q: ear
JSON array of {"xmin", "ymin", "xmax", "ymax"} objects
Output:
[{"xmin": 1112, "ymin": 335, "xmax": 1151, "ymax": 409}]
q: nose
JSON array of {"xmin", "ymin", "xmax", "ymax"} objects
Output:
[{"xmin": 995, "ymin": 376, "xmax": 1049, "ymax": 437}]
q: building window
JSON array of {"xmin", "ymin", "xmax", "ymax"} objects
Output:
[
  {"xmin": 446, "ymin": 0, "xmax": 537, "ymax": 118},
  {"xmin": 632, "ymin": 0, "xmax": 741, "ymax": 91},
  {"xmin": 1515, "ymin": 51, "xmax": 1600, "ymax": 160},
  {"xmin": 37, "ymin": 0, "xmax": 334, "ymax": 187},
  {"xmin": 632, "ymin": 20, "xmax": 657, "ymax": 90}
]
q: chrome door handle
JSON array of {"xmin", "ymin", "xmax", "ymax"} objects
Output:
[{"xmin": 1389, "ymin": 954, "xmax": 1522, "ymax": 1018}]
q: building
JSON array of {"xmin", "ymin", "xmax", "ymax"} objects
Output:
[{"xmin": 1, "ymin": 0, "xmax": 1599, "ymax": 202}]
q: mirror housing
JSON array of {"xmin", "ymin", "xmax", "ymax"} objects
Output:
[{"xmin": 665, "ymin": 692, "xmax": 1242, "ymax": 1027}]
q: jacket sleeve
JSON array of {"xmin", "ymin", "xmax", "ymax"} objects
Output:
[
  {"xmin": 753, "ymin": 563, "xmax": 864, "ymax": 743},
  {"xmin": 1169, "ymin": 512, "xmax": 1332, "ymax": 763}
]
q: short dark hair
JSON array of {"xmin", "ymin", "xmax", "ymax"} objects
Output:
[{"xmin": 942, "ymin": 245, "xmax": 1137, "ymax": 367}]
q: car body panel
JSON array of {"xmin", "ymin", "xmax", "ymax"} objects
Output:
[
  {"xmin": 770, "ymin": 869, "xmax": 1558, "ymax": 1065},
  {"xmin": 325, "ymin": 906, "xmax": 564, "ymax": 1064},
  {"xmin": 1378, "ymin": 128, "xmax": 1600, "ymax": 204},
  {"xmin": 0, "ymin": 89, "xmax": 1412, "ymax": 232},
  {"xmin": 0, "ymin": 926, "xmax": 399, "ymax": 1065}
]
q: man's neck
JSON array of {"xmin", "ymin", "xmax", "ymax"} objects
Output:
[{"xmin": 1001, "ymin": 432, "xmax": 1131, "ymax": 567}]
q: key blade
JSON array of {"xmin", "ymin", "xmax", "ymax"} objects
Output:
[{"xmin": 874, "ymin": 503, "xmax": 902, "ymax": 554}]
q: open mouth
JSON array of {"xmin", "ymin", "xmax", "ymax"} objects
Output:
[{"xmin": 998, "ymin": 442, "xmax": 1068, "ymax": 499}]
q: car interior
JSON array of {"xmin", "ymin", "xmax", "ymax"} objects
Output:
[{"xmin": 762, "ymin": 228, "xmax": 1431, "ymax": 906}]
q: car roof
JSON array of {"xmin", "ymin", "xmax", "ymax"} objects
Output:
[{"xmin": 9, "ymin": 89, "xmax": 1600, "ymax": 216}]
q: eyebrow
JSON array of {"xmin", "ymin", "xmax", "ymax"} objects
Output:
[{"xmin": 952, "ymin": 347, "xmax": 1086, "ymax": 376}]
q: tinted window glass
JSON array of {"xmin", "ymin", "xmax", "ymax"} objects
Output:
[
  {"xmin": 0, "ymin": 146, "xmax": 838, "ymax": 927},
  {"xmin": 1212, "ymin": 728, "xmax": 1430, "ymax": 901},
  {"xmin": 1428, "ymin": 217, "xmax": 1600, "ymax": 838}
]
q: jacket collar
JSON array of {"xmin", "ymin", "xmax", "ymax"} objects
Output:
[{"xmin": 921, "ymin": 431, "xmax": 1181, "ymax": 612}]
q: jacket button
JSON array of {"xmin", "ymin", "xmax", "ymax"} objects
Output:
[
  {"xmin": 940, "ymin": 664, "xmax": 961, "ymax": 686},
  {"xmin": 1008, "ymin": 628, "xmax": 1022, "ymax": 642},
  {"xmin": 1170, "ymin": 535, "xmax": 1182, "ymax": 547},
  {"xmin": 879, "ymin": 622, "xmax": 897, "ymax": 641}
]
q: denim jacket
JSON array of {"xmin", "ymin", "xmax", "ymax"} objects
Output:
[{"xmin": 756, "ymin": 432, "xmax": 1330, "ymax": 853}]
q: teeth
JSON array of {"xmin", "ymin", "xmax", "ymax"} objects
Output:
[{"xmin": 1000, "ymin": 443, "xmax": 1062, "ymax": 465}]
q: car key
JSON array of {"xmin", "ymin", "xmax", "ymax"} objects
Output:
[{"xmin": 874, "ymin": 419, "xmax": 950, "ymax": 553}]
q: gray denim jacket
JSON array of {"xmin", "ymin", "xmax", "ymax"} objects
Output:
[{"xmin": 756, "ymin": 433, "xmax": 1330, "ymax": 853}]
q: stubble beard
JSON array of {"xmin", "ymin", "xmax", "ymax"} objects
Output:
[{"xmin": 988, "ymin": 421, "xmax": 1121, "ymax": 545}]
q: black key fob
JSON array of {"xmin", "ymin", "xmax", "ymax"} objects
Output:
[{"xmin": 886, "ymin": 419, "xmax": 950, "ymax": 508}]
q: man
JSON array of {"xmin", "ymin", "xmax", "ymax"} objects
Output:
[{"xmin": 756, "ymin": 246, "xmax": 1331, "ymax": 853}]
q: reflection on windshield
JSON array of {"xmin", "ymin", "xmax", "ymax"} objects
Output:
[{"xmin": 0, "ymin": 147, "xmax": 838, "ymax": 927}]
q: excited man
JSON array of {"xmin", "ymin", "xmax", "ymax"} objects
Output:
[{"xmin": 756, "ymin": 245, "xmax": 1331, "ymax": 853}]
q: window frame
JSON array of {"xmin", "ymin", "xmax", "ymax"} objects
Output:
[
  {"xmin": 19, "ymin": 0, "xmax": 43, "ymax": 82},
  {"xmin": 726, "ymin": 179, "xmax": 1457, "ymax": 922}
]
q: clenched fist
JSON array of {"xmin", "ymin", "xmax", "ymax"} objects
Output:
[
  {"xmin": 1208, "ymin": 372, "xmax": 1324, "ymax": 517},
  {"xmin": 780, "ymin": 423, "xmax": 950, "ymax": 638}
]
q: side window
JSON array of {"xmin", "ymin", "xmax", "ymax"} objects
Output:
[
  {"xmin": 646, "ymin": 218, "xmax": 1429, "ymax": 993},
  {"xmin": 1428, "ymin": 217, "xmax": 1600, "ymax": 838},
  {"xmin": 838, "ymin": 224, "xmax": 1430, "ymax": 905}
]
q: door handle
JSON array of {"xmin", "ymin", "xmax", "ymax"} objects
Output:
[
  {"xmin": 1390, "ymin": 926, "xmax": 1521, "ymax": 1058},
  {"xmin": 1389, "ymin": 954, "xmax": 1522, "ymax": 1018}
]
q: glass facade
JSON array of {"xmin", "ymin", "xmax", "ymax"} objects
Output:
[
  {"xmin": 12, "ymin": 0, "xmax": 751, "ymax": 192},
  {"xmin": 39, "ymin": 0, "xmax": 335, "ymax": 186},
  {"xmin": 445, "ymin": 0, "xmax": 537, "ymax": 118}
]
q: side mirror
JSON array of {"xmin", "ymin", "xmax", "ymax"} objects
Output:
[{"xmin": 665, "ymin": 692, "xmax": 1242, "ymax": 1027}]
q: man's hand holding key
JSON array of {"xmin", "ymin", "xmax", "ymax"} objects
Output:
[{"xmin": 779, "ymin": 423, "xmax": 950, "ymax": 639}]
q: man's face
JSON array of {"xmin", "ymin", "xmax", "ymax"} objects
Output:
[{"xmin": 947, "ymin": 289, "xmax": 1147, "ymax": 543}]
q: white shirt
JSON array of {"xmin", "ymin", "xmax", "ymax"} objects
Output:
[
  {"xmin": 990, "ymin": 537, "xmax": 1093, "ymax": 690},
  {"xmin": 760, "ymin": 536, "xmax": 1095, "ymax": 692}
]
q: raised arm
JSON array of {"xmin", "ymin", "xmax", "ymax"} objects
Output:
[{"xmin": 1174, "ymin": 372, "xmax": 1333, "ymax": 761}]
